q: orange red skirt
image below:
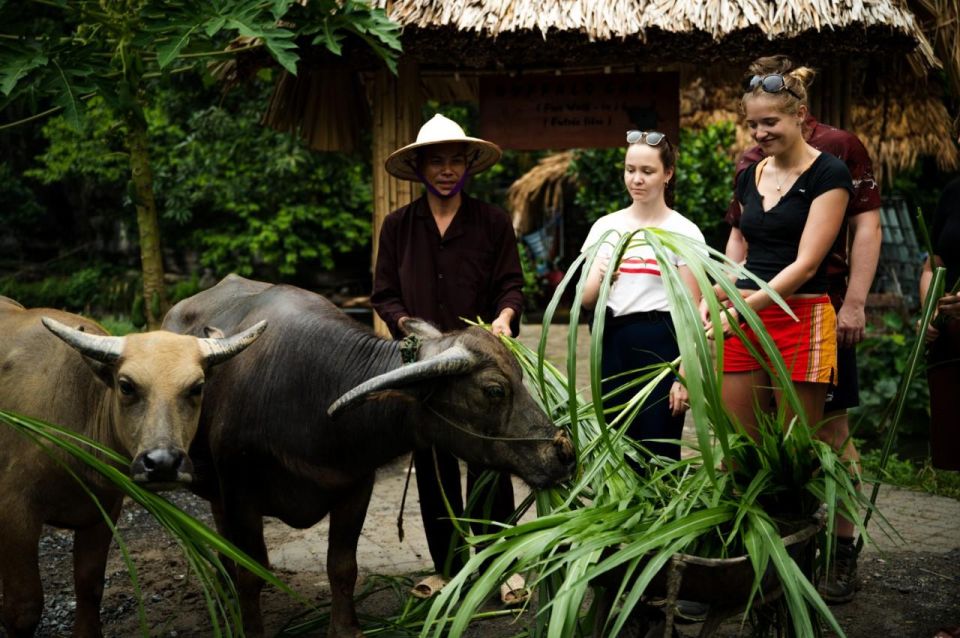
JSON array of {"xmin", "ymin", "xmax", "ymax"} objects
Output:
[{"xmin": 723, "ymin": 295, "xmax": 837, "ymax": 384}]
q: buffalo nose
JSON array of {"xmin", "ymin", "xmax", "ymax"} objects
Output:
[{"xmin": 131, "ymin": 448, "xmax": 193, "ymax": 485}]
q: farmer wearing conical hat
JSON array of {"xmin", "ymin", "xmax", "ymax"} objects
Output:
[{"xmin": 371, "ymin": 113, "xmax": 528, "ymax": 604}]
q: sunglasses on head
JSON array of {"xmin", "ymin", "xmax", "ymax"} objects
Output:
[
  {"xmin": 626, "ymin": 130, "xmax": 666, "ymax": 146},
  {"xmin": 747, "ymin": 74, "xmax": 802, "ymax": 100}
]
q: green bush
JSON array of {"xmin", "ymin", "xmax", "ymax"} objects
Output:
[
  {"xmin": 98, "ymin": 315, "xmax": 139, "ymax": 336},
  {"xmin": 850, "ymin": 312, "xmax": 930, "ymax": 440},
  {"xmin": 168, "ymin": 275, "xmax": 203, "ymax": 306},
  {"xmin": 568, "ymin": 146, "xmax": 627, "ymax": 225},
  {"xmin": 63, "ymin": 267, "xmax": 103, "ymax": 310},
  {"xmin": 22, "ymin": 76, "xmax": 374, "ymax": 283},
  {"xmin": 673, "ymin": 121, "xmax": 736, "ymax": 246},
  {"xmin": 517, "ymin": 242, "xmax": 545, "ymax": 313},
  {"xmin": 0, "ymin": 162, "xmax": 45, "ymax": 252},
  {"xmin": 860, "ymin": 446, "xmax": 960, "ymax": 500},
  {"xmin": 0, "ymin": 265, "xmax": 140, "ymax": 317}
]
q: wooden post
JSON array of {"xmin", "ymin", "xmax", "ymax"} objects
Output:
[{"xmin": 370, "ymin": 59, "xmax": 422, "ymax": 336}]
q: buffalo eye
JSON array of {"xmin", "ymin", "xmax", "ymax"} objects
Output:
[
  {"xmin": 117, "ymin": 378, "xmax": 135, "ymax": 397},
  {"xmin": 484, "ymin": 385, "xmax": 505, "ymax": 400},
  {"xmin": 189, "ymin": 381, "xmax": 204, "ymax": 398}
]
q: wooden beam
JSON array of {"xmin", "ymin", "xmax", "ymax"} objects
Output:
[{"xmin": 370, "ymin": 59, "xmax": 422, "ymax": 336}]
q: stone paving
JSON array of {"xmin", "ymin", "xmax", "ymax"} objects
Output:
[{"xmin": 265, "ymin": 322, "xmax": 959, "ymax": 578}]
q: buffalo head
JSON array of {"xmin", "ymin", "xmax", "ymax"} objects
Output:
[
  {"xmin": 41, "ymin": 318, "xmax": 267, "ymax": 488},
  {"xmin": 328, "ymin": 320, "xmax": 575, "ymax": 488}
]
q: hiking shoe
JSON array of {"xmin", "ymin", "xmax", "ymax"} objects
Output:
[
  {"xmin": 674, "ymin": 600, "xmax": 709, "ymax": 623},
  {"xmin": 647, "ymin": 598, "xmax": 709, "ymax": 623},
  {"xmin": 819, "ymin": 541, "xmax": 859, "ymax": 604}
]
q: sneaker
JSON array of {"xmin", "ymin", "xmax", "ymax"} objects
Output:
[{"xmin": 819, "ymin": 541, "xmax": 859, "ymax": 604}]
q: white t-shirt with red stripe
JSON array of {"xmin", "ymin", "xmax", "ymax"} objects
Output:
[{"xmin": 580, "ymin": 208, "xmax": 705, "ymax": 316}]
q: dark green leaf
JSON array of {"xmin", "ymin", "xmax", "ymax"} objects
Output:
[{"xmin": 156, "ymin": 26, "xmax": 196, "ymax": 68}]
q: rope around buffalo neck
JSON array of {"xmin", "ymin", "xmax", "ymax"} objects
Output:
[
  {"xmin": 397, "ymin": 335, "xmax": 420, "ymax": 541},
  {"xmin": 425, "ymin": 402, "xmax": 559, "ymax": 443}
]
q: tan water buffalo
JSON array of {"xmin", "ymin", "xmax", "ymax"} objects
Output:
[
  {"xmin": 162, "ymin": 275, "xmax": 575, "ymax": 638},
  {"xmin": 0, "ymin": 296, "xmax": 266, "ymax": 638}
]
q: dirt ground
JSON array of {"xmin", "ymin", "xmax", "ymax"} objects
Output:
[{"xmin": 17, "ymin": 479, "xmax": 960, "ymax": 638}]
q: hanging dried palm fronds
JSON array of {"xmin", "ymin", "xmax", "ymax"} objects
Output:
[
  {"xmin": 261, "ymin": 69, "xmax": 369, "ymax": 152},
  {"xmin": 680, "ymin": 75, "xmax": 752, "ymax": 157},
  {"xmin": 852, "ymin": 94, "xmax": 960, "ymax": 183},
  {"xmin": 507, "ymin": 151, "xmax": 575, "ymax": 235},
  {"xmin": 910, "ymin": 0, "xmax": 960, "ymax": 95}
]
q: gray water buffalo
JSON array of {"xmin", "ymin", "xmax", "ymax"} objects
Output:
[
  {"xmin": 0, "ymin": 296, "xmax": 265, "ymax": 638},
  {"xmin": 161, "ymin": 274, "xmax": 575, "ymax": 638}
]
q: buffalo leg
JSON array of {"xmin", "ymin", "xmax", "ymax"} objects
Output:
[
  {"xmin": 213, "ymin": 495, "xmax": 269, "ymax": 637},
  {"xmin": 71, "ymin": 500, "xmax": 121, "ymax": 638},
  {"xmin": 326, "ymin": 477, "xmax": 374, "ymax": 638},
  {"xmin": 0, "ymin": 518, "xmax": 44, "ymax": 637}
]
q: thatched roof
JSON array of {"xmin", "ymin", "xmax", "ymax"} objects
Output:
[
  {"xmin": 911, "ymin": 0, "xmax": 960, "ymax": 98},
  {"xmin": 374, "ymin": 0, "xmax": 938, "ymax": 70}
]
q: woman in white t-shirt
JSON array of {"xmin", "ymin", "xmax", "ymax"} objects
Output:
[{"xmin": 581, "ymin": 130, "xmax": 705, "ymax": 464}]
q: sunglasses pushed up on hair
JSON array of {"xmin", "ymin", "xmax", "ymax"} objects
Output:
[
  {"xmin": 747, "ymin": 74, "xmax": 802, "ymax": 100},
  {"xmin": 626, "ymin": 130, "xmax": 666, "ymax": 146}
]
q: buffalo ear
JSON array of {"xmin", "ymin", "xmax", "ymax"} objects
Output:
[
  {"xmin": 82, "ymin": 358, "xmax": 115, "ymax": 388},
  {"xmin": 401, "ymin": 318, "xmax": 443, "ymax": 339}
]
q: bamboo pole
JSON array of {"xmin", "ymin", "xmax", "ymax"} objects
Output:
[{"xmin": 370, "ymin": 59, "xmax": 422, "ymax": 336}]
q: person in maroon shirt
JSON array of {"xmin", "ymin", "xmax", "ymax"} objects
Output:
[
  {"xmin": 724, "ymin": 55, "xmax": 883, "ymax": 604},
  {"xmin": 372, "ymin": 114, "xmax": 527, "ymax": 603}
]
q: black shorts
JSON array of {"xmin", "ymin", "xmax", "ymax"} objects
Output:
[{"xmin": 825, "ymin": 345, "xmax": 859, "ymax": 412}]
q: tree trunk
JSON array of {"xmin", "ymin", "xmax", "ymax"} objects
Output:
[{"xmin": 125, "ymin": 116, "xmax": 167, "ymax": 330}]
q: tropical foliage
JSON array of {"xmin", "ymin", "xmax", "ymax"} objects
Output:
[
  {"xmin": 25, "ymin": 80, "xmax": 374, "ymax": 278},
  {"xmin": 1, "ymin": 74, "xmax": 375, "ymax": 318},
  {"xmin": 860, "ymin": 447, "xmax": 960, "ymax": 500},
  {"xmin": 0, "ymin": 0, "xmax": 400, "ymax": 326},
  {"xmin": 851, "ymin": 313, "xmax": 930, "ymax": 440}
]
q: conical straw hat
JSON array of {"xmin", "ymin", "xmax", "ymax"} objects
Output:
[{"xmin": 385, "ymin": 114, "xmax": 502, "ymax": 181}]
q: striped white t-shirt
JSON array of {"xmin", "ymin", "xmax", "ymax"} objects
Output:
[{"xmin": 580, "ymin": 209, "xmax": 705, "ymax": 316}]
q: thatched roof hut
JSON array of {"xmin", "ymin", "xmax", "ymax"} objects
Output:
[{"xmin": 371, "ymin": 0, "xmax": 937, "ymax": 69}]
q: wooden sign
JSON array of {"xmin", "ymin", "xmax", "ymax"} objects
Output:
[{"xmin": 479, "ymin": 72, "xmax": 679, "ymax": 150}]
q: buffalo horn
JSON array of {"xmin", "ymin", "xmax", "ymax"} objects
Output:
[
  {"xmin": 42, "ymin": 317, "xmax": 123, "ymax": 363},
  {"xmin": 328, "ymin": 344, "xmax": 476, "ymax": 417},
  {"xmin": 198, "ymin": 320, "xmax": 268, "ymax": 366}
]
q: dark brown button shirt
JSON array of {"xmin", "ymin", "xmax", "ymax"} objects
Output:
[{"xmin": 372, "ymin": 194, "xmax": 524, "ymax": 338}]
